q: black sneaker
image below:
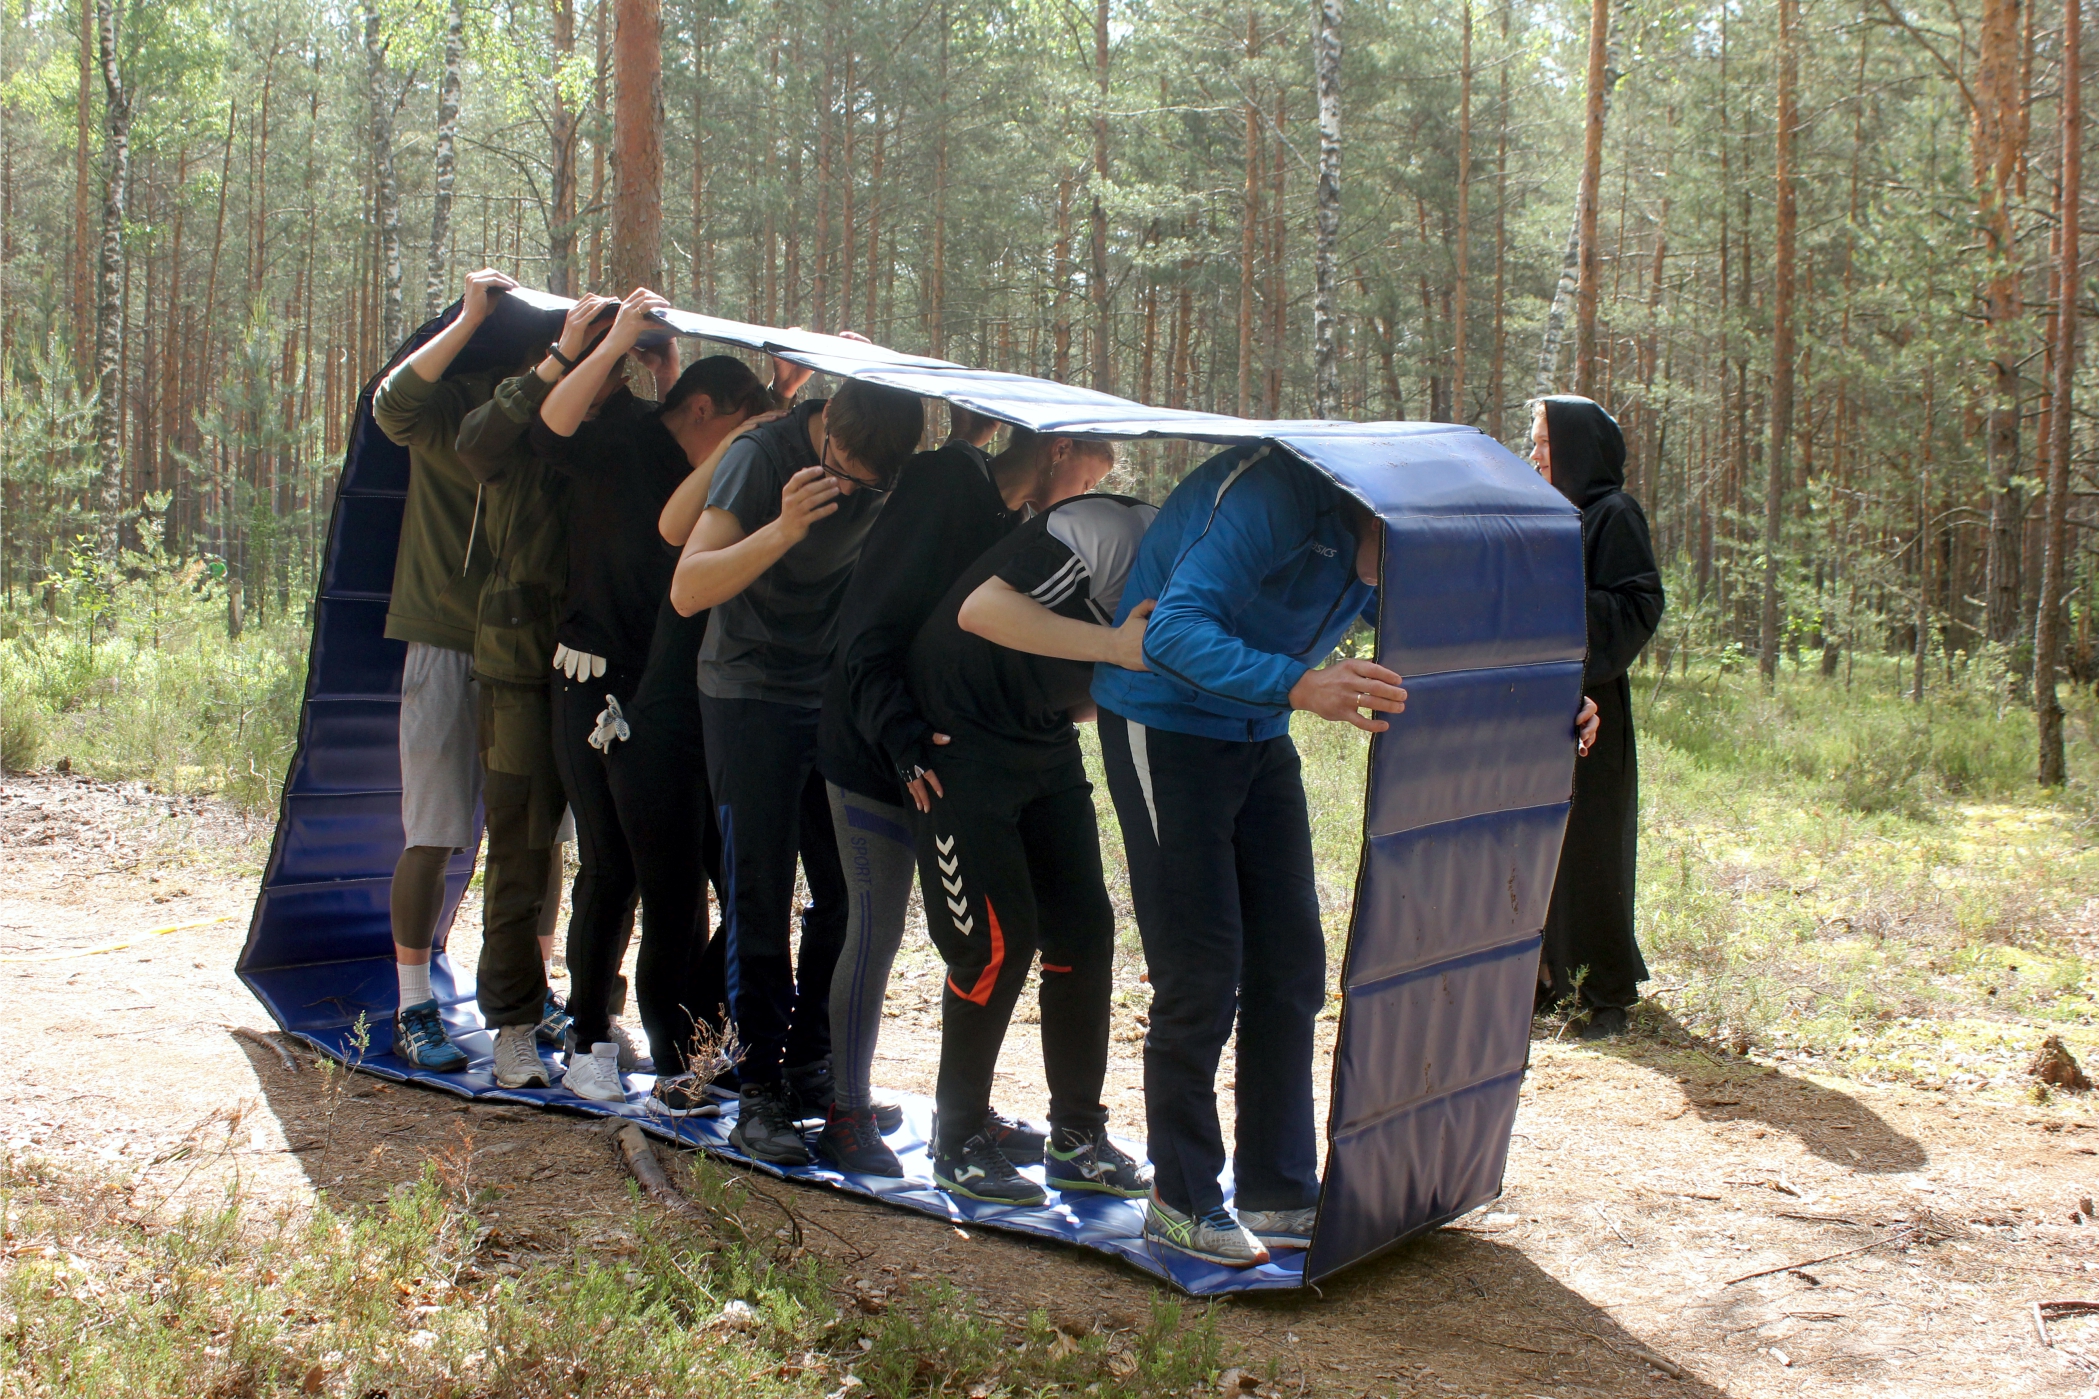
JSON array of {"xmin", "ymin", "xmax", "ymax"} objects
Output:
[
  {"xmin": 1045, "ymin": 1126, "xmax": 1153, "ymax": 1197},
  {"xmin": 983, "ymin": 1109, "xmax": 1046, "ymax": 1165},
  {"xmin": 815, "ymin": 1105, "xmax": 903, "ymax": 1177},
  {"xmin": 933, "ymin": 1133, "xmax": 1048, "ymax": 1206},
  {"xmin": 784, "ymin": 1058, "xmax": 835, "ymax": 1123},
  {"xmin": 730, "ymin": 1082, "xmax": 811, "ymax": 1166},
  {"xmin": 1579, "ymin": 1005, "xmax": 1629, "ymax": 1041},
  {"xmin": 645, "ymin": 1073, "xmax": 722, "ymax": 1118}
]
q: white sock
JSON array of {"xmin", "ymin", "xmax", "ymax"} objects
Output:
[{"xmin": 397, "ymin": 961, "xmax": 433, "ymax": 1007}]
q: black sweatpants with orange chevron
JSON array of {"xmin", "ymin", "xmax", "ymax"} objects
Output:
[{"xmin": 910, "ymin": 744, "xmax": 1115, "ymax": 1156}]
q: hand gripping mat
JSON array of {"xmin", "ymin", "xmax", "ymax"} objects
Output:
[{"xmin": 240, "ymin": 294, "xmax": 1583, "ymax": 1295}]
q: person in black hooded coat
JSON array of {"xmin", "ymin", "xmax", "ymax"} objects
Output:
[{"xmin": 1530, "ymin": 395, "xmax": 1665, "ymax": 1037}]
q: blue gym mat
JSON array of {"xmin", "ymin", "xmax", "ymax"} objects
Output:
[{"xmin": 240, "ymin": 291, "xmax": 1584, "ymax": 1295}]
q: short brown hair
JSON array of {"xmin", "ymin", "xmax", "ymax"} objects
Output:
[
  {"xmin": 1005, "ymin": 427, "xmax": 1116, "ymax": 462},
  {"xmin": 825, "ymin": 381, "xmax": 924, "ymax": 482}
]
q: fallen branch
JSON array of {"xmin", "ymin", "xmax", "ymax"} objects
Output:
[
  {"xmin": 611, "ymin": 1123, "xmax": 701, "ymax": 1218},
  {"xmin": 231, "ymin": 1026, "xmax": 299, "ymax": 1073},
  {"xmin": 1725, "ymin": 1236, "xmax": 1891, "ymax": 1285}
]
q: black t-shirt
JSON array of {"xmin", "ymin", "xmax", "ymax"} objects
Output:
[
  {"xmin": 531, "ymin": 389, "xmax": 690, "ymax": 675},
  {"xmin": 698, "ymin": 400, "xmax": 887, "ymax": 706},
  {"xmin": 907, "ymin": 494, "xmax": 1156, "ymax": 768},
  {"xmin": 621, "ymin": 594, "xmax": 709, "ymax": 749},
  {"xmin": 816, "ymin": 442, "xmax": 1017, "ymax": 803}
]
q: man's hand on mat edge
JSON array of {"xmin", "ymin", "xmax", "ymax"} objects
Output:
[{"xmin": 1291, "ymin": 657, "xmax": 1407, "ymax": 733}]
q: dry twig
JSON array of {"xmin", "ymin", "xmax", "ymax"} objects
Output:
[{"xmin": 230, "ymin": 1026, "xmax": 298, "ymax": 1073}]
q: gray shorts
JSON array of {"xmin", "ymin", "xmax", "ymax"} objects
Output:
[{"xmin": 399, "ymin": 641, "xmax": 483, "ymax": 849}]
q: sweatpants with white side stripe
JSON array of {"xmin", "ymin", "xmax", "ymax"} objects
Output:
[{"xmin": 909, "ymin": 746, "xmax": 1115, "ymax": 1156}]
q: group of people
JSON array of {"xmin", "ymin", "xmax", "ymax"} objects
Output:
[{"xmin": 372, "ymin": 267, "xmax": 1659, "ymax": 1271}]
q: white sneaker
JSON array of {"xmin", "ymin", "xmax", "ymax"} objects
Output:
[
  {"xmin": 1238, "ymin": 1206, "xmax": 1317, "ymax": 1250},
  {"xmin": 563, "ymin": 1041, "xmax": 627, "ymax": 1103},
  {"xmin": 606, "ymin": 1018, "xmax": 647, "ymax": 1073},
  {"xmin": 492, "ymin": 1024, "xmax": 551, "ymax": 1088}
]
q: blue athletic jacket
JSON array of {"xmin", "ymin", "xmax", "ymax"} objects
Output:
[{"xmin": 1091, "ymin": 445, "xmax": 1377, "ymax": 742}]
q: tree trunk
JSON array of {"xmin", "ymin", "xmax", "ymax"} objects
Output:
[
  {"xmin": 1266, "ymin": 92, "xmax": 1287, "ymax": 415},
  {"xmin": 588, "ymin": 0, "xmax": 609, "ymax": 290},
  {"xmin": 427, "ymin": 0, "xmax": 464, "ymax": 318},
  {"xmin": 1572, "ymin": 0, "xmax": 1609, "ymax": 397},
  {"xmin": 92, "ymin": 0, "xmax": 129, "ymax": 566},
  {"xmin": 1453, "ymin": 0, "xmax": 1472, "ymax": 421},
  {"xmin": 2037, "ymin": 0, "xmax": 2079, "ymax": 784},
  {"xmin": 1239, "ymin": 11, "xmax": 1260, "ymax": 416},
  {"xmin": 548, "ymin": 0, "xmax": 577, "ymax": 295},
  {"xmin": 362, "ymin": 0, "xmax": 403, "ymax": 349},
  {"xmin": 1312, "ymin": 0, "xmax": 1342, "ymax": 417},
  {"xmin": 865, "ymin": 103, "xmax": 884, "ymax": 332},
  {"xmin": 1762, "ymin": 0, "xmax": 1798, "ymax": 685},
  {"xmin": 931, "ymin": 1, "xmax": 949, "ymax": 355},
  {"xmin": 611, "ymin": 0, "xmax": 664, "ymax": 293},
  {"xmin": 1091, "ymin": 0, "xmax": 1112, "ymax": 392},
  {"xmin": 73, "ymin": 0, "xmax": 95, "ymax": 370},
  {"xmin": 691, "ymin": 7, "xmax": 706, "ymax": 305},
  {"xmin": 1982, "ymin": 0, "xmax": 2029, "ymax": 646},
  {"xmin": 1490, "ymin": 0, "xmax": 1510, "ymax": 436}
]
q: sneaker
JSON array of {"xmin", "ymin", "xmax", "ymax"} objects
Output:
[
  {"xmin": 816, "ymin": 1105, "xmax": 903, "ymax": 1177},
  {"xmin": 562, "ymin": 1041, "xmax": 627, "ymax": 1103},
  {"xmin": 493, "ymin": 1024, "xmax": 552, "ymax": 1088},
  {"xmin": 646, "ymin": 1073, "xmax": 723, "ymax": 1118},
  {"xmin": 568, "ymin": 1019, "xmax": 648, "ymax": 1074},
  {"xmin": 983, "ymin": 1109, "xmax": 1046, "ymax": 1165},
  {"xmin": 1237, "ymin": 1206, "xmax": 1317, "ymax": 1250},
  {"xmin": 729, "ymin": 1082, "xmax": 811, "ymax": 1166},
  {"xmin": 872, "ymin": 1096, "xmax": 905, "ymax": 1135},
  {"xmin": 784, "ymin": 1058, "xmax": 836, "ymax": 1123},
  {"xmin": 1045, "ymin": 1126, "xmax": 1153, "ymax": 1198},
  {"xmin": 1142, "ymin": 1193, "xmax": 1269, "ymax": 1268},
  {"xmin": 392, "ymin": 999, "xmax": 467, "ymax": 1072},
  {"xmin": 933, "ymin": 1133, "xmax": 1048, "ymax": 1206},
  {"xmin": 1579, "ymin": 1005, "xmax": 1629, "ymax": 1041},
  {"xmin": 535, "ymin": 989, "xmax": 573, "ymax": 1047}
]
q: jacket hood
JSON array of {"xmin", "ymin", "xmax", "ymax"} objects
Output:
[{"xmin": 1540, "ymin": 395, "xmax": 1625, "ymax": 509}]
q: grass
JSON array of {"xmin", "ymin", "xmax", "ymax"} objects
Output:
[
  {"xmin": 1, "ymin": 559, "xmax": 308, "ymax": 812},
  {"xmin": 0, "ymin": 1148, "xmax": 1222, "ymax": 1399}
]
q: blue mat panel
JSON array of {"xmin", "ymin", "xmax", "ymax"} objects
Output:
[{"xmin": 241, "ymin": 292, "xmax": 1586, "ymax": 1296}]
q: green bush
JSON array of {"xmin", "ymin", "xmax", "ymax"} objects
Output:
[{"xmin": 0, "ymin": 553, "xmax": 307, "ymax": 811}]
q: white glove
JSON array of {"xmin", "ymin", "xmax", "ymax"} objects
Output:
[
  {"xmin": 588, "ymin": 695, "xmax": 631, "ymax": 752},
  {"xmin": 553, "ymin": 644, "xmax": 607, "ymax": 681}
]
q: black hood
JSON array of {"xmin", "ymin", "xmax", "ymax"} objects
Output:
[{"xmin": 1540, "ymin": 395, "xmax": 1625, "ymax": 510}]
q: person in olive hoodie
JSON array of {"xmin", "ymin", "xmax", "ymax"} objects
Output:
[{"xmin": 372, "ymin": 268, "xmax": 564, "ymax": 1086}]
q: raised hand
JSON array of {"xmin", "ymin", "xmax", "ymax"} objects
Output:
[
  {"xmin": 605, "ymin": 287, "xmax": 672, "ymax": 355},
  {"xmin": 774, "ymin": 465, "xmax": 841, "ymax": 546},
  {"xmin": 557, "ymin": 293, "xmax": 615, "ymax": 363},
  {"xmin": 460, "ymin": 268, "xmax": 519, "ymax": 323}
]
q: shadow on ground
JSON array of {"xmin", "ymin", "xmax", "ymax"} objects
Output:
[
  {"xmin": 235, "ymin": 1035, "xmax": 1731, "ymax": 1395},
  {"xmin": 1591, "ymin": 1006, "xmax": 1929, "ymax": 1174}
]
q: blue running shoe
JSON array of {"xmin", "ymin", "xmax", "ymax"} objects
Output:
[
  {"xmin": 536, "ymin": 989, "xmax": 573, "ymax": 1047},
  {"xmin": 393, "ymin": 999, "xmax": 467, "ymax": 1072}
]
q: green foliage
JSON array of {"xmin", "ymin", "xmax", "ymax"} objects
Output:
[{"xmin": 0, "ymin": 546, "xmax": 306, "ymax": 811}]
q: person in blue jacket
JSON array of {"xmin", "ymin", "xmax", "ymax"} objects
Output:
[{"xmin": 1091, "ymin": 442, "xmax": 1402, "ymax": 1270}]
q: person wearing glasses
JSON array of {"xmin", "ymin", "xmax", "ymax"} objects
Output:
[{"xmin": 671, "ymin": 377, "xmax": 926, "ymax": 1165}]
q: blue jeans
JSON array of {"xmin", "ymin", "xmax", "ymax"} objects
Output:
[{"xmin": 1098, "ymin": 709, "xmax": 1326, "ymax": 1217}]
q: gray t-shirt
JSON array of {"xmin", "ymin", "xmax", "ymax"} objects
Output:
[{"xmin": 697, "ymin": 408, "xmax": 887, "ymax": 705}]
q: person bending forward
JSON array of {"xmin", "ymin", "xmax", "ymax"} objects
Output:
[{"xmin": 903, "ymin": 488, "xmax": 1158, "ymax": 1206}]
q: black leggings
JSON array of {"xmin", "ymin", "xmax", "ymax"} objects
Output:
[
  {"xmin": 605, "ymin": 711, "xmax": 727, "ymax": 1077},
  {"xmin": 551, "ymin": 665, "xmax": 641, "ymax": 1046},
  {"xmin": 700, "ymin": 694, "xmax": 849, "ymax": 1085},
  {"xmin": 911, "ymin": 748, "xmax": 1114, "ymax": 1154}
]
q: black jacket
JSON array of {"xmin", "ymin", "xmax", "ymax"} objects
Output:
[{"xmin": 817, "ymin": 443, "xmax": 1016, "ymax": 803}]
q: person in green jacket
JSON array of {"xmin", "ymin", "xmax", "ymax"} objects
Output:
[{"xmin": 373, "ymin": 267, "xmax": 567, "ymax": 1089}]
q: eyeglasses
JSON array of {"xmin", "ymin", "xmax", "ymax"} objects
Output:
[{"xmin": 819, "ymin": 431, "xmax": 892, "ymax": 495}]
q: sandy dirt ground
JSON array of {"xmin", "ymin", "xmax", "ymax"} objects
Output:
[{"xmin": 6, "ymin": 770, "xmax": 2099, "ymax": 1398}]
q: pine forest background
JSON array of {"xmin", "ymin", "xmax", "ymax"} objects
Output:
[{"xmin": 6, "ymin": 0, "xmax": 2099, "ymax": 785}]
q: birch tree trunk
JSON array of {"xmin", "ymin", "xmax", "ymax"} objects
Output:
[
  {"xmin": 92, "ymin": 0, "xmax": 129, "ymax": 565},
  {"xmin": 1762, "ymin": 0, "xmax": 1798, "ymax": 684},
  {"xmin": 611, "ymin": 0, "xmax": 664, "ymax": 293},
  {"xmin": 1535, "ymin": 0, "xmax": 1624, "ymax": 399},
  {"xmin": 362, "ymin": 0, "xmax": 403, "ymax": 350},
  {"xmin": 1312, "ymin": 0, "xmax": 1342, "ymax": 417},
  {"xmin": 73, "ymin": 0, "xmax": 94, "ymax": 368},
  {"xmin": 2037, "ymin": 0, "xmax": 2080, "ymax": 784},
  {"xmin": 426, "ymin": 0, "xmax": 464, "ymax": 318}
]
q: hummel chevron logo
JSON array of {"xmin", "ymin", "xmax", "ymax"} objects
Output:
[
  {"xmin": 936, "ymin": 834, "xmax": 954, "ymax": 854},
  {"xmin": 946, "ymin": 895, "xmax": 969, "ymax": 917},
  {"xmin": 953, "ymin": 914, "xmax": 975, "ymax": 935}
]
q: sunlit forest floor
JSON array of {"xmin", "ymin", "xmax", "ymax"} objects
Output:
[{"xmin": 9, "ymin": 590, "xmax": 2099, "ymax": 1394}]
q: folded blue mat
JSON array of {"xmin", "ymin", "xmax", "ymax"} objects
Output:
[{"xmin": 241, "ymin": 294, "xmax": 1584, "ymax": 1295}]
